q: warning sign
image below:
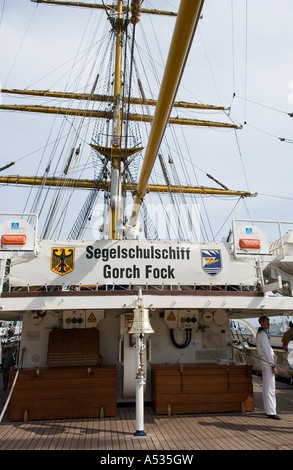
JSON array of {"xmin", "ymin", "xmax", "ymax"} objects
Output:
[
  {"xmin": 87, "ymin": 312, "xmax": 97, "ymax": 323},
  {"xmin": 164, "ymin": 309, "xmax": 179, "ymax": 329},
  {"xmin": 167, "ymin": 311, "xmax": 176, "ymax": 321}
]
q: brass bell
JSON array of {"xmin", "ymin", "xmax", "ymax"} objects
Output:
[{"xmin": 129, "ymin": 307, "xmax": 154, "ymax": 334}]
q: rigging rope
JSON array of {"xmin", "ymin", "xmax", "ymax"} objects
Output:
[
  {"xmin": 0, "ymin": 0, "xmax": 5, "ymax": 32},
  {"xmin": 233, "ymin": 129, "xmax": 250, "ymax": 192},
  {"xmin": 134, "ymin": 15, "xmax": 217, "ymax": 242},
  {"xmin": 37, "ymin": 11, "xmax": 107, "ymax": 238},
  {"xmin": 4, "ymin": 0, "xmax": 289, "ymax": 242},
  {"xmin": 213, "ymin": 197, "xmax": 241, "ymax": 241},
  {"xmin": 3, "ymin": 5, "xmax": 37, "ymax": 87},
  {"xmin": 244, "ymin": 0, "xmax": 248, "ymax": 123},
  {"xmin": 232, "ymin": 344, "xmax": 293, "ymax": 376}
]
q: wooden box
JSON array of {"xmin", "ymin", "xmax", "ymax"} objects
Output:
[
  {"xmin": 152, "ymin": 363, "xmax": 254, "ymax": 415},
  {"xmin": 8, "ymin": 366, "xmax": 117, "ymax": 421}
]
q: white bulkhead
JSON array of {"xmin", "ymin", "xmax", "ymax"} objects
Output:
[{"xmin": 2, "ymin": 216, "xmax": 293, "ymax": 404}]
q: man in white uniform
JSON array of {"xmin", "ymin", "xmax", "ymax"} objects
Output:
[{"xmin": 256, "ymin": 315, "xmax": 280, "ymax": 420}]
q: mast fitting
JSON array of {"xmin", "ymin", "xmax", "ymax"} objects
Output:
[{"xmin": 131, "ymin": 0, "xmax": 142, "ymax": 24}]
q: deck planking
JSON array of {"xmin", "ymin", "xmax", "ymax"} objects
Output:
[{"xmin": 0, "ymin": 375, "xmax": 293, "ymax": 451}]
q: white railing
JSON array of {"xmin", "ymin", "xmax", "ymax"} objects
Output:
[{"xmin": 232, "ymin": 219, "xmax": 293, "ymax": 259}]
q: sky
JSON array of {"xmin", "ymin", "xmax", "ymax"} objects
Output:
[{"xmin": 1, "ymin": 0, "xmax": 293, "ymax": 243}]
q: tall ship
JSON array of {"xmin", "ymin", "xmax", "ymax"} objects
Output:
[{"xmin": 1, "ymin": 0, "xmax": 293, "ymax": 432}]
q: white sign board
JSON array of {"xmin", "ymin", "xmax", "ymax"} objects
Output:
[{"xmin": 9, "ymin": 239, "xmax": 258, "ymax": 287}]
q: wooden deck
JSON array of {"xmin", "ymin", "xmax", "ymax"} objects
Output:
[{"xmin": 0, "ymin": 375, "xmax": 293, "ymax": 451}]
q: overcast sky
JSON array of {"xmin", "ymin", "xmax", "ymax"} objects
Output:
[{"xmin": 1, "ymin": 0, "xmax": 293, "ymax": 243}]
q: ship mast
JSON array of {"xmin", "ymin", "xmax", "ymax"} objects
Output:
[{"xmin": 110, "ymin": 0, "xmax": 123, "ymax": 240}]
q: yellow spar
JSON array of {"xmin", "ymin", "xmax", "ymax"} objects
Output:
[
  {"xmin": 0, "ymin": 175, "xmax": 256, "ymax": 198},
  {"xmin": 0, "ymin": 104, "xmax": 239, "ymax": 129},
  {"xmin": 1, "ymin": 88, "xmax": 228, "ymax": 111},
  {"xmin": 31, "ymin": 0, "xmax": 178, "ymax": 17}
]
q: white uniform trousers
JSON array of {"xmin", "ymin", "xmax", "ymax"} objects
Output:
[{"xmin": 261, "ymin": 364, "xmax": 276, "ymax": 415}]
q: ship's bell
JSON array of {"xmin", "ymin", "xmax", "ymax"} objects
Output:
[{"xmin": 129, "ymin": 307, "xmax": 154, "ymax": 334}]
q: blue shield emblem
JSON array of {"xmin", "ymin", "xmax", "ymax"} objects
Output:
[{"xmin": 201, "ymin": 249, "xmax": 222, "ymax": 276}]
